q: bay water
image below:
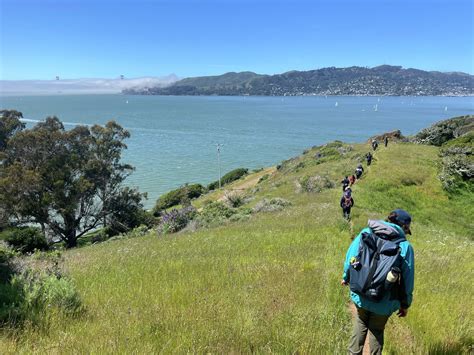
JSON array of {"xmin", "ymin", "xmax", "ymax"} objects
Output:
[{"xmin": 1, "ymin": 94, "xmax": 472, "ymax": 208}]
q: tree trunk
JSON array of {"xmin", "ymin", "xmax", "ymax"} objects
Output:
[
  {"xmin": 66, "ymin": 232, "xmax": 77, "ymax": 248},
  {"xmin": 64, "ymin": 214, "xmax": 78, "ymax": 248}
]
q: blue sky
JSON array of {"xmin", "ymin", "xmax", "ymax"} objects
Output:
[{"xmin": 1, "ymin": 0, "xmax": 473, "ymax": 80}]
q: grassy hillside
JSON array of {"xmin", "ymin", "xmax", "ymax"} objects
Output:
[{"xmin": 1, "ymin": 141, "xmax": 473, "ymax": 353}]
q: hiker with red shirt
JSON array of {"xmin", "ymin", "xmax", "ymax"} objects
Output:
[{"xmin": 348, "ymin": 174, "xmax": 356, "ymax": 186}]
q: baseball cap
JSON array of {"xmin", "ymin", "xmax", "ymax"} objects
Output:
[{"xmin": 390, "ymin": 209, "xmax": 412, "ymax": 235}]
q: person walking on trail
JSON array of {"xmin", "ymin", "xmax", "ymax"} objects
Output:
[
  {"xmin": 371, "ymin": 139, "xmax": 379, "ymax": 151},
  {"xmin": 341, "ymin": 176, "xmax": 350, "ymax": 191},
  {"xmin": 366, "ymin": 152, "xmax": 373, "ymax": 166},
  {"xmin": 341, "ymin": 209, "xmax": 415, "ymax": 355},
  {"xmin": 355, "ymin": 164, "xmax": 364, "ymax": 179},
  {"xmin": 340, "ymin": 188, "xmax": 354, "ymax": 220},
  {"xmin": 384, "ymin": 136, "xmax": 389, "ymax": 148},
  {"xmin": 348, "ymin": 174, "xmax": 356, "ymax": 186}
]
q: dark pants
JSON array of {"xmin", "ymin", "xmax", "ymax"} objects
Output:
[
  {"xmin": 348, "ymin": 307, "xmax": 390, "ymax": 355},
  {"xmin": 342, "ymin": 207, "xmax": 351, "ymax": 219}
]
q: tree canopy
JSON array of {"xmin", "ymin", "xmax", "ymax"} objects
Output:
[{"xmin": 0, "ymin": 111, "xmax": 145, "ymax": 247}]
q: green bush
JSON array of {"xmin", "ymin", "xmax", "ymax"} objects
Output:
[
  {"xmin": 208, "ymin": 168, "xmax": 248, "ymax": 190},
  {"xmin": 414, "ymin": 115, "xmax": 474, "ymax": 146},
  {"xmin": 296, "ymin": 175, "xmax": 335, "ymax": 193},
  {"xmin": 0, "ymin": 241, "xmax": 17, "ymax": 264},
  {"xmin": 438, "ymin": 132, "xmax": 474, "ymax": 193},
  {"xmin": 154, "ymin": 184, "xmax": 205, "ymax": 213},
  {"xmin": 196, "ymin": 201, "xmax": 236, "ymax": 227},
  {"xmin": 0, "ymin": 250, "xmax": 82, "ymax": 327},
  {"xmin": 0, "ymin": 227, "xmax": 49, "ymax": 254},
  {"xmin": 223, "ymin": 192, "xmax": 246, "ymax": 208}
]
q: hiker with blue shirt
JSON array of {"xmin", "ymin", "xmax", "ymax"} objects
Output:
[{"xmin": 341, "ymin": 209, "xmax": 415, "ymax": 355}]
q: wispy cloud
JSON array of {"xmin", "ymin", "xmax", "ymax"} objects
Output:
[{"xmin": 0, "ymin": 75, "xmax": 179, "ymax": 95}]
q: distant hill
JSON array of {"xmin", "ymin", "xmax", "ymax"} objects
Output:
[{"xmin": 123, "ymin": 65, "xmax": 473, "ymax": 96}]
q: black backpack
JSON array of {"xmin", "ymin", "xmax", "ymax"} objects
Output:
[
  {"xmin": 348, "ymin": 230, "xmax": 405, "ymax": 302},
  {"xmin": 343, "ymin": 195, "xmax": 353, "ymax": 208}
]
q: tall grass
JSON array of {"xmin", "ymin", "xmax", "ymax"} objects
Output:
[{"xmin": 0, "ymin": 141, "xmax": 472, "ymax": 353}]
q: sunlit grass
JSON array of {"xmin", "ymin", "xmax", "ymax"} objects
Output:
[{"xmin": 0, "ymin": 141, "xmax": 472, "ymax": 353}]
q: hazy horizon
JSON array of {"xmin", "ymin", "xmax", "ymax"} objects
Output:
[
  {"xmin": 0, "ymin": 75, "xmax": 179, "ymax": 95},
  {"xmin": 1, "ymin": 63, "xmax": 472, "ymax": 96}
]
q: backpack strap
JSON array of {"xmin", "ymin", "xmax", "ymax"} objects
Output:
[{"xmin": 362, "ymin": 237, "xmax": 384, "ymax": 292}]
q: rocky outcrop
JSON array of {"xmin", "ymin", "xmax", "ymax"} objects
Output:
[
  {"xmin": 368, "ymin": 130, "xmax": 405, "ymax": 143},
  {"xmin": 413, "ymin": 115, "xmax": 474, "ymax": 146}
]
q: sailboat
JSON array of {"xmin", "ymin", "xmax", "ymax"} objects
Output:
[
  {"xmin": 444, "ymin": 106, "xmax": 448, "ymax": 112},
  {"xmin": 335, "ymin": 102, "xmax": 339, "ymax": 107},
  {"xmin": 374, "ymin": 104, "xmax": 378, "ymax": 112}
]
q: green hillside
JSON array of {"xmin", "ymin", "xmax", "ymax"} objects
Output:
[
  {"xmin": 1, "ymin": 139, "xmax": 473, "ymax": 353},
  {"xmin": 124, "ymin": 65, "xmax": 474, "ymax": 96}
]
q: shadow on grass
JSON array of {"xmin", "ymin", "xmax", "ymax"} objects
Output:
[{"xmin": 0, "ymin": 263, "xmax": 25, "ymax": 327}]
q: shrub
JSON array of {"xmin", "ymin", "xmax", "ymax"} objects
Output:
[
  {"xmin": 438, "ymin": 132, "xmax": 474, "ymax": 193},
  {"xmin": 157, "ymin": 206, "xmax": 197, "ymax": 235},
  {"xmin": 223, "ymin": 192, "xmax": 245, "ymax": 208},
  {"xmin": 0, "ymin": 241, "xmax": 17, "ymax": 264},
  {"xmin": 0, "ymin": 250, "xmax": 82, "ymax": 327},
  {"xmin": 208, "ymin": 168, "xmax": 248, "ymax": 190},
  {"xmin": 295, "ymin": 175, "xmax": 335, "ymax": 193},
  {"xmin": 414, "ymin": 115, "xmax": 474, "ymax": 146},
  {"xmin": 258, "ymin": 174, "xmax": 269, "ymax": 184},
  {"xmin": 106, "ymin": 187, "xmax": 148, "ymax": 236},
  {"xmin": 0, "ymin": 227, "xmax": 49, "ymax": 253},
  {"xmin": 153, "ymin": 184, "xmax": 204, "ymax": 213},
  {"xmin": 253, "ymin": 198, "xmax": 292, "ymax": 213},
  {"xmin": 294, "ymin": 162, "xmax": 305, "ymax": 172},
  {"xmin": 196, "ymin": 201, "xmax": 236, "ymax": 227}
]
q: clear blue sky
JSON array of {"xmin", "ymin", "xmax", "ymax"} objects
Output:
[{"xmin": 1, "ymin": 0, "xmax": 473, "ymax": 80}]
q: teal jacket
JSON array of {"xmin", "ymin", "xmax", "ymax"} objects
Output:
[{"xmin": 342, "ymin": 221, "xmax": 415, "ymax": 316}]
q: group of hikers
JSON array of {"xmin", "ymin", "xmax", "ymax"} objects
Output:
[
  {"xmin": 339, "ymin": 136, "xmax": 387, "ymax": 220},
  {"xmin": 338, "ymin": 135, "xmax": 415, "ymax": 355}
]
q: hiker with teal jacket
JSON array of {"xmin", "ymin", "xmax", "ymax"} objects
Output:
[{"xmin": 341, "ymin": 209, "xmax": 415, "ymax": 355}]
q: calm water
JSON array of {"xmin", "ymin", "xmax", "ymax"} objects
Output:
[{"xmin": 1, "ymin": 94, "xmax": 473, "ymax": 208}]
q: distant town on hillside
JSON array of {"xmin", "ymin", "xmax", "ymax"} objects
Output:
[{"xmin": 123, "ymin": 65, "xmax": 473, "ymax": 97}]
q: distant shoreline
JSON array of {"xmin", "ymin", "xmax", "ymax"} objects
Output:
[{"xmin": 2, "ymin": 93, "xmax": 473, "ymax": 98}]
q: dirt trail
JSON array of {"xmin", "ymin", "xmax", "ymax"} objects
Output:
[{"xmin": 216, "ymin": 167, "xmax": 276, "ymax": 201}]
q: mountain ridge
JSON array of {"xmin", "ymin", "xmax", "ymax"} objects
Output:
[{"xmin": 123, "ymin": 65, "xmax": 473, "ymax": 96}]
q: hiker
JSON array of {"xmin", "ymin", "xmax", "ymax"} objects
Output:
[
  {"xmin": 355, "ymin": 164, "xmax": 364, "ymax": 179},
  {"xmin": 371, "ymin": 139, "xmax": 378, "ymax": 151},
  {"xmin": 341, "ymin": 176, "xmax": 350, "ymax": 191},
  {"xmin": 340, "ymin": 188, "xmax": 354, "ymax": 220},
  {"xmin": 348, "ymin": 174, "xmax": 356, "ymax": 186},
  {"xmin": 341, "ymin": 209, "xmax": 415, "ymax": 355},
  {"xmin": 384, "ymin": 136, "xmax": 389, "ymax": 147},
  {"xmin": 366, "ymin": 152, "xmax": 373, "ymax": 166}
]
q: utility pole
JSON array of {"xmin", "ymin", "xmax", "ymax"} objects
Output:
[{"xmin": 216, "ymin": 143, "xmax": 223, "ymax": 189}]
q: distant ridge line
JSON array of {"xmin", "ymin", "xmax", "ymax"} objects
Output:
[{"xmin": 123, "ymin": 65, "xmax": 474, "ymax": 97}]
